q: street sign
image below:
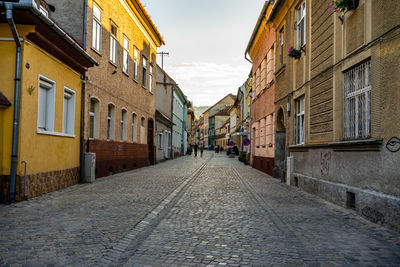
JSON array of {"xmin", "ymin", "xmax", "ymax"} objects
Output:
[{"xmin": 243, "ymin": 138, "xmax": 250, "ymax": 146}]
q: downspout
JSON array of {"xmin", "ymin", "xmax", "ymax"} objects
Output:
[
  {"xmin": 83, "ymin": 0, "xmax": 88, "ymax": 50},
  {"xmin": 79, "ymin": 76, "xmax": 86, "ymax": 182},
  {"xmin": 170, "ymin": 85, "xmax": 174, "ymax": 159},
  {"xmin": 6, "ymin": 4, "xmax": 22, "ymax": 202}
]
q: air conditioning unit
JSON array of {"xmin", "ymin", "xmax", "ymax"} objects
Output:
[{"xmin": 83, "ymin": 152, "xmax": 96, "ymax": 183}]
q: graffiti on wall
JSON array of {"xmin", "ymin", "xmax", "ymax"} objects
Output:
[
  {"xmin": 320, "ymin": 152, "xmax": 331, "ymax": 176},
  {"xmin": 386, "ymin": 137, "xmax": 400, "ymax": 152}
]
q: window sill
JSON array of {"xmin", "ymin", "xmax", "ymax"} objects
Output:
[
  {"xmin": 133, "ymin": 78, "xmax": 139, "ymax": 84},
  {"xmin": 91, "ymin": 47, "xmax": 102, "ymax": 56},
  {"xmin": 109, "ymin": 60, "xmax": 118, "ymax": 68},
  {"xmin": 37, "ymin": 129, "xmax": 75, "ymax": 138},
  {"xmin": 142, "ymin": 85, "xmax": 147, "ymax": 90},
  {"xmin": 122, "ymin": 70, "xmax": 129, "ymax": 77},
  {"xmin": 274, "ymin": 64, "xmax": 286, "ymax": 76},
  {"xmin": 289, "ymin": 138, "xmax": 383, "ymax": 152}
]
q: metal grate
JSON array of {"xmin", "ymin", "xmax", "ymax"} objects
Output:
[{"xmin": 344, "ymin": 60, "xmax": 371, "ymax": 139}]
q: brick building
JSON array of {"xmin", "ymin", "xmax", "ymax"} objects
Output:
[{"xmin": 83, "ymin": 0, "xmax": 164, "ymax": 177}]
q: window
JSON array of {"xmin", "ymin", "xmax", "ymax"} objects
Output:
[
  {"xmin": 89, "ymin": 98, "xmax": 100, "ymax": 139},
  {"xmin": 109, "ymin": 22, "xmax": 117, "ymax": 64},
  {"xmin": 107, "ymin": 104, "xmax": 115, "ymax": 140},
  {"xmin": 123, "ymin": 36, "xmax": 129, "ymax": 74},
  {"xmin": 92, "ymin": 3, "xmax": 102, "ymax": 52},
  {"xmin": 149, "ymin": 64, "xmax": 153, "ymax": 93},
  {"xmin": 158, "ymin": 133, "xmax": 163, "ymax": 148},
  {"xmin": 344, "ymin": 60, "xmax": 371, "ymax": 139},
  {"xmin": 142, "ymin": 55, "xmax": 147, "ymax": 88},
  {"xmin": 280, "ymin": 27, "xmax": 284, "ymax": 65},
  {"xmin": 132, "ymin": 113, "xmax": 137, "ymax": 142},
  {"xmin": 295, "ymin": 96, "xmax": 305, "ymax": 145},
  {"xmin": 37, "ymin": 76, "xmax": 55, "ymax": 132},
  {"xmin": 62, "ymin": 88, "xmax": 76, "ymax": 135},
  {"xmin": 133, "ymin": 47, "xmax": 139, "ymax": 81},
  {"xmin": 121, "ymin": 109, "xmax": 127, "ymax": 141},
  {"xmin": 296, "ymin": 2, "xmax": 306, "ymax": 48}
]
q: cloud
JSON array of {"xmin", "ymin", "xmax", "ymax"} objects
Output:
[{"xmin": 164, "ymin": 61, "xmax": 250, "ymax": 106}]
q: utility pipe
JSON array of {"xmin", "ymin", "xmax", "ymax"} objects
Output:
[
  {"xmin": 83, "ymin": 0, "xmax": 88, "ymax": 50},
  {"xmin": 6, "ymin": 4, "xmax": 22, "ymax": 203}
]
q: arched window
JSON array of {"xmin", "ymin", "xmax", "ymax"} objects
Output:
[
  {"xmin": 132, "ymin": 113, "xmax": 137, "ymax": 142},
  {"xmin": 107, "ymin": 103, "xmax": 115, "ymax": 140},
  {"xmin": 89, "ymin": 98, "xmax": 100, "ymax": 139}
]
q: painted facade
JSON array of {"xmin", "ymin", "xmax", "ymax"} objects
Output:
[
  {"xmin": 245, "ymin": 2, "xmax": 276, "ymax": 176},
  {"xmin": 203, "ymin": 94, "xmax": 236, "ymax": 149},
  {"xmin": 155, "ymin": 65, "xmax": 173, "ymax": 162},
  {"xmin": 0, "ymin": 2, "xmax": 95, "ymax": 201},
  {"xmin": 268, "ymin": 0, "xmax": 400, "ymax": 231},
  {"xmin": 172, "ymin": 86, "xmax": 187, "ymax": 157},
  {"xmin": 83, "ymin": 0, "xmax": 164, "ymax": 177}
]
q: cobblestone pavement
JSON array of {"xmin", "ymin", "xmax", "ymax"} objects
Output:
[{"xmin": 1, "ymin": 152, "xmax": 400, "ymax": 266}]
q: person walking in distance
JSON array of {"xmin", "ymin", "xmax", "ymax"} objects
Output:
[
  {"xmin": 200, "ymin": 143, "xmax": 204, "ymax": 157},
  {"xmin": 194, "ymin": 143, "xmax": 198, "ymax": 157}
]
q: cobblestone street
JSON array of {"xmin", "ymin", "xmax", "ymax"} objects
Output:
[{"xmin": 1, "ymin": 152, "xmax": 399, "ymax": 266}]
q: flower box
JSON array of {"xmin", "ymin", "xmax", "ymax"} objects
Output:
[
  {"xmin": 329, "ymin": 0, "xmax": 359, "ymax": 13},
  {"xmin": 287, "ymin": 46, "xmax": 301, "ymax": 59}
]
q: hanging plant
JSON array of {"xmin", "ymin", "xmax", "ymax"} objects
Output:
[
  {"xmin": 287, "ymin": 46, "xmax": 301, "ymax": 59},
  {"xmin": 329, "ymin": 0, "xmax": 359, "ymax": 13}
]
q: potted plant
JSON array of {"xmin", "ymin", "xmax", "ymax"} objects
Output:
[
  {"xmin": 329, "ymin": 0, "xmax": 359, "ymax": 13},
  {"xmin": 287, "ymin": 46, "xmax": 301, "ymax": 59}
]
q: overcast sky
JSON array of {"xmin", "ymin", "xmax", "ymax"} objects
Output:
[{"xmin": 143, "ymin": 0, "xmax": 265, "ymax": 107}]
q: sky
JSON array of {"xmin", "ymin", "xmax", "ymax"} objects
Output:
[{"xmin": 143, "ymin": 0, "xmax": 265, "ymax": 107}]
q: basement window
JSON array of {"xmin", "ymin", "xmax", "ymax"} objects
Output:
[{"xmin": 346, "ymin": 191, "xmax": 356, "ymax": 210}]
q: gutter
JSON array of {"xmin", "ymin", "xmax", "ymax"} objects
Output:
[
  {"xmin": 5, "ymin": 3, "xmax": 22, "ymax": 202},
  {"xmin": 244, "ymin": 1, "xmax": 270, "ymax": 63},
  {"xmin": 1, "ymin": 0, "xmax": 97, "ymax": 66}
]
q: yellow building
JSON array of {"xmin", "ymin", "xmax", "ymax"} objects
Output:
[
  {"xmin": 0, "ymin": 2, "xmax": 96, "ymax": 201},
  {"xmin": 215, "ymin": 120, "xmax": 229, "ymax": 151}
]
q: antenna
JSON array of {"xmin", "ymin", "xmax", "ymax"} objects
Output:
[{"xmin": 157, "ymin": 51, "xmax": 169, "ymax": 69}]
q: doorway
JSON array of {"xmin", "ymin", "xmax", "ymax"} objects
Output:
[{"xmin": 148, "ymin": 119, "xmax": 155, "ymax": 165}]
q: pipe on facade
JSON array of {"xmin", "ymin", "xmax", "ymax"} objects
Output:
[
  {"xmin": 79, "ymin": 76, "xmax": 86, "ymax": 182},
  {"xmin": 6, "ymin": 4, "xmax": 22, "ymax": 202},
  {"xmin": 83, "ymin": 0, "xmax": 88, "ymax": 50}
]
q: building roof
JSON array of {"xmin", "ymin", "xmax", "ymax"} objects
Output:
[
  {"xmin": 0, "ymin": 92, "xmax": 11, "ymax": 107},
  {"xmin": 203, "ymin": 94, "xmax": 237, "ymax": 114},
  {"xmin": 213, "ymin": 105, "xmax": 232, "ymax": 116},
  {"xmin": 134, "ymin": 0, "xmax": 165, "ymax": 46},
  {"xmin": 245, "ymin": 1, "xmax": 270, "ymax": 57}
]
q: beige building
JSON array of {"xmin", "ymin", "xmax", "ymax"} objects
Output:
[
  {"xmin": 84, "ymin": 0, "xmax": 164, "ymax": 177},
  {"xmin": 268, "ymin": 0, "xmax": 400, "ymax": 231}
]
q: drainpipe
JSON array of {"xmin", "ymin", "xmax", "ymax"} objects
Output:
[
  {"xmin": 6, "ymin": 4, "xmax": 22, "ymax": 202},
  {"xmin": 170, "ymin": 85, "xmax": 174, "ymax": 159},
  {"xmin": 83, "ymin": 0, "xmax": 88, "ymax": 50},
  {"xmin": 80, "ymin": 76, "xmax": 86, "ymax": 182}
]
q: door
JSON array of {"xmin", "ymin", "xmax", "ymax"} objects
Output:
[{"xmin": 148, "ymin": 119, "xmax": 155, "ymax": 165}]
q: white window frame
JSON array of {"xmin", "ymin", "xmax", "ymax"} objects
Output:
[
  {"xmin": 89, "ymin": 97, "xmax": 100, "ymax": 139},
  {"xmin": 295, "ymin": 96, "xmax": 305, "ymax": 145},
  {"xmin": 149, "ymin": 64, "xmax": 153, "ymax": 93},
  {"xmin": 121, "ymin": 109, "xmax": 127, "ymax": 141},
  {"xmin": 142, "ymin": 55, "xmax": 147, "ymax": 88},
  {"xmin": 37, "ymin": 75, "xmax": 56, "ymax": 133},
  {"xmin": 296, "ymin": 2, "xmax": 306, "ymax": 49},
  {"xmin": 123, "ymin": 36, "xmax": 129, "ymax": 74},
  {"xmin": 109, "ymin": 22, "xmax": 117, "ymax": 64},
  {"xmin": 39, "ymin": 5, "xmax": 48, "ymax": 17},
  {"xmin": 107, "ymin": 103, "xmax": 115, "ymax": 140},
  {"xmin": 344, "ymin": 60, "xmax": 371, "ymax": 140},
  {"xmin": 132, "ymin": 113, "xmax": 137, "ymax": 142},
  {"xmin": 280, "ymin": 27, "xmax": 284, "ymax": 65},
  {"xmin": 133, "ymin": 47, "xmax": 139, "ymax": 81},
  {"xmin": 92, "ymin": 3, "xmax": 102, "ymax": 53},
  {"xmin": 62, "ymin": 87, "xmax": 76, "ymax": 135}
]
